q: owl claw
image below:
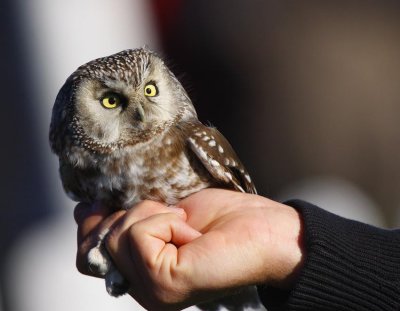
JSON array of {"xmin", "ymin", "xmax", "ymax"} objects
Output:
[
  {"xmin": 106, "ymin": 268, "xmax": 130, "ymax": 297},
  {"xmin": 87, "ymin": 232, "xmax": 130, "ymax": 297}
]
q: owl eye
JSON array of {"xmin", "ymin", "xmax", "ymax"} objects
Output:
[
  {"xmin": 144, "ymin": 83, "xmax": 158, "ymax": 97},
  {"xmin": 101, "ymin": 93, "xmax": 122, "ymax": 109}
]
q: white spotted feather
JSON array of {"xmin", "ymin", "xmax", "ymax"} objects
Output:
[{"xmin": 188, "ymin": 125, "xmax": 257, "ymax": 195}]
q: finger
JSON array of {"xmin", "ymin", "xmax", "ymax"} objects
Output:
[
  {"xmin": 74, "ymin": 202, "xmax": 114, "ymax": 238},
  {"xmin": 129, "ymin": 213, "xmax": 201, "ymax": 258},
  {"xmin": 108, "ymin": 213, "xmax": 201, "ymax": 309},
  {"xmin": 106, "ymin": 200, "xmax": 186, "ymax": 255},
  {"xmin": 78, "ymin": 200, "xmax": 184, "ymax": 277},
  {"xmin": 176, "ymin": 189, "xmax": 231, "ymax": 229}
]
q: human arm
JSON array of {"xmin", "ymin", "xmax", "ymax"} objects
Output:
[
  {"xmin": 259, "ymin": 200, "xmax": 400, "ymax": 311},
  {"xmin": 74, "ymin": 189, "xmax": 400, "ymax": 310}
]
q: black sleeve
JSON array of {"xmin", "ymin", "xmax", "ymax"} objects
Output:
[{"xmin": 258, "ymin": 200, "xmax": 400, "ymax": 311}]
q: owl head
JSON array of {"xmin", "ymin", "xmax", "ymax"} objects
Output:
[{"xmin": 50, "ymin": 48, "xmax": 197, "ymax": 156}]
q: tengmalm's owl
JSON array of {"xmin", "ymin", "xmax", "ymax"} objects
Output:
[{"xmin": 50, "ymin": 48, "xmax": 263, "ymax": 310}]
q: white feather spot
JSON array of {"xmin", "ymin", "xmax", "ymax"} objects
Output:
[
  {"xmin": 202, "ymin": 136, "xmax": 210, "ymax": 141},
  {"xmin": 218, "ymin": 145, "xmax": 224, "ymax": 153},
  {"xmin": 245, "ymin": 174, "xmax": 252, "ymax": 183},
  {"xmin": 225, "ymin": 172, "xmax": 233, "ymax": 180},
  {"xmin": 208, "ymin": 140, "xmax": 216, "ymax": 147},
  {"xmin": 194, "ymin": 132, "xmax": 202, "ymax": 137},
  {"xmin": 189, "ymin": 137, "xmax": 208, "ymax": 161},
  {"xmin": 210, "ymin": 159, "xmax": 220, "ymax": 167},
  {"xmin": 224, "ymin": 158, "xmax": 230, "ymax": 165},
  {"xmin": 198, "ymin": 148, "xmax": 209, "ymax": 161}
]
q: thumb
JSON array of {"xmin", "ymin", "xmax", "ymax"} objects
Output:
[{"xmin": 127, "ymin": 213, "xmax": 202, "ymax": 267}]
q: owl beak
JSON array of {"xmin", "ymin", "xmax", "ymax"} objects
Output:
[{"xmin": 137, "ymin": 103, "xmax": 145, "ymax": 122}]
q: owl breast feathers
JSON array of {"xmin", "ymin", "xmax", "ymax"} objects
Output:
[{"xmin": 49, "ymin": 47, "xmax": 256, "ymax": 210}]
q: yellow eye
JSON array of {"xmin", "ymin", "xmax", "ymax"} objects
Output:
[
  {"xmin": 101, "ymin": 93, "xmax": 121, "ymax": 109},
  {"xmin": 144, "ymin": 83, "xmax": 158, "ymax": 97}
]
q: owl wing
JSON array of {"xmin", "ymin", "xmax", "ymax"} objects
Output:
[{"xmin": 187, "ymin": 124, "xmax": 257, "ymax": 194}]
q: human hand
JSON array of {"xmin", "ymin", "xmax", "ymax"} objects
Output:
[{"xmin": 75, "ymin": 189, "xmax": 304, "ymax": 310}]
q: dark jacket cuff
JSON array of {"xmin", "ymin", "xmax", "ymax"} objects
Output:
[{"xmin": 258, "ymin": 200, "xmax": 400, "ymax": 311}]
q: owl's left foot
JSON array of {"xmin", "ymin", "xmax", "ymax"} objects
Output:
[{"xmin": 87, "ymin": 231, "xmax": 130, "ymax": 297}]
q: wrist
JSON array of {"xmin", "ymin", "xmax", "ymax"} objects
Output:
[{"xmin": 259, "ymin": 198, "xmax": 305, "ymax": 289}]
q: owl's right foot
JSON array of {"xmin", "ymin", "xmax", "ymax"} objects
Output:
[{"xmin": 105, "ymin": 268, "xmax": 130, "ymax": 296}]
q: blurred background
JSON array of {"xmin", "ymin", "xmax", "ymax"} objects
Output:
[{"xmin": 1, "ymin": 0, "xmax": 400, "ymax": 310}]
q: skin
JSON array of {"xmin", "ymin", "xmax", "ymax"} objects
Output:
[{"xmin": 74, "ymin": 189, "xmax": 305, "ymax": 310}]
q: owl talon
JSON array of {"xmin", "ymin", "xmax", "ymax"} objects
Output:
[
  {"xmin": 87, "ymin": 243, "xmax": 111, "ymax": 276},
  {"xmin": 106, "ymin": 268, "xmax": 130, "ymax": 297},
  {"xmin": 87, "ymin": 232, "xmax": 130, "ymax": 296}
]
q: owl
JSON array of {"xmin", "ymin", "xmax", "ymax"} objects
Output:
[{"xmin": 50, "ymin": 48, "xmax": 263, "ymax": 310}]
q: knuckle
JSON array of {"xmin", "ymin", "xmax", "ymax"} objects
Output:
[
  {"xmin": 73, "ymin": 202, "xmax": 90, "ymax": 224},
  {"xmin": 103, "ymin": 211, "xmax": 127, "ymax": 248},
  {"xmin": 76, "ymin": 233, "xmax": 104, "ymax": 277},
  {"xmin": 108, "ymin": 210, "xmax": 127, "ymax": 228},
  {"xmin": 76, "ymin": 259, "xmax": 86, "ymax": 274},
  {"xmin": 76, "ymin": 250, "xmax": 90, "ymax": 275},
  {"xmin": 127, "ymin": 223, "xmax": 144, "ymax": 245},
  {"xmin": 104, "ymin": 227, "xmax": 119, "ymax": 253}
]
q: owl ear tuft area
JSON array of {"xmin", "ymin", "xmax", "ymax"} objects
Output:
[{"xmin": 49, "ymin": 78, "xmax": 75, "ymax": 154}]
